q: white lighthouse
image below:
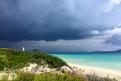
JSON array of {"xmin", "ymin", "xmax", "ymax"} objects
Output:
[{"xmin": 22, "ymin": 47, "xmax": 25, "ymax": 51}]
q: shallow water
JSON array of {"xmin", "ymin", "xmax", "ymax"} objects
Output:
[{"xmin": 50, "ymin": 53, "xmax": 121, "ymax": 71}]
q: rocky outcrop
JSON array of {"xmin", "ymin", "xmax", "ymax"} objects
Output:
[
  {"xmin": 21, "ymin": 63, "xmax": 58, "ymax": 74},
  {"xmin": 60, "ymin": 66, "xmax": 73, "ymax": 73}
]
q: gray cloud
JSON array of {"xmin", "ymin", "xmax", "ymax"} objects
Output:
[
  {"xmin": 0, "ymin": 0, "xmax": 121, "ymax": 41},
  {"xmin": 104, "ymin": 27, "xmax": 121, "ymax": 45},
  {"xmin": 0, "ymin": 27, "xmax": 121, "ymax": 52},
  {"xmin": 106, "ymin": 34, "xmax": 121, "ymax": 45},
  {"xmin": 0, "ymin": 0, "xmax": 121, "ymax": 51}
]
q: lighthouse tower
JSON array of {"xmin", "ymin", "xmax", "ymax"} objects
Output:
[{"xmin": 22, "ymin": 47, "xmax": 25, "ymax": 51}]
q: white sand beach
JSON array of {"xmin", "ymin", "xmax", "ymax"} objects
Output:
[{"xmin": 68, "ymin": 63, "xmax": 121, "ymax": 81}]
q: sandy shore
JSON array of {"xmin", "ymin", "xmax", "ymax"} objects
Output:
[
  {"xmin": 68, "ymin": 63, "xmax": 121, "ymax": 81},
  {"xmin": 1, "ymin": 63, "xmax": 121, "ymax": 80}
]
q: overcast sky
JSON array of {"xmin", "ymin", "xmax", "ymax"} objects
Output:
[{"xmin": 0, "ymin": 0, "xmax": 121, "ymax": 52}]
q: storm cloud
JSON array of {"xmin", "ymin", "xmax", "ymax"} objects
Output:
[
  {"xmin": 0, "ymin": 0, "xmax": 121, "ymax": 41},
  {"xmin": 0, "ymin": 0, "xmax": 121, "ymax": 51}
]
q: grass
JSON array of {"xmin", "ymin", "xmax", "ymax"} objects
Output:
[
  {"xmin": 0, "ymin": 48, "xmax": 67, "ymax": 70},
  {"xmin": 0, "ymin": 72, "xmax": 118, "ymax": 81},
  {"xmin": 86, "ymin": 74, "xmax": 118, "ymax": 81},
  {"xmin": 0, "ymin": 72, "xmax": 85, "ymax": 81}
]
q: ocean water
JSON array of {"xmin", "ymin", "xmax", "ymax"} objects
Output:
[{"xmin": 50, "ymin": 53, "xmax": 121, "ymax": 71}]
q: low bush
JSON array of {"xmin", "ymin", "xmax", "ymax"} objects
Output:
[{"xmin": 0, "ymin": 48, "xmax": 67, "ymax": 70}]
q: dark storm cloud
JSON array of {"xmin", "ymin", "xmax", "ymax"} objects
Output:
[
  {"xmin": 0, "ymin": 0, "xmax": 121, "ymax": 41},
  {"xmin": 0, "ymin": 0, "xmax": 90, "ymax": 41}
]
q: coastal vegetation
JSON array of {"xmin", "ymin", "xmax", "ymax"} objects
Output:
[
  {"xmin": 0, "ymin": 48, "xmax": 67, "ymax": 70},
  {"xmin": 0, "ymin": 48, "xmax": 118, "ymax": 81},
  {"xmin": 15, "ymin": 72, "xmax": 84, "ymax": 81},
  {"xmin": 0, "ymin": 72, "xmax": 117, "ymax": 81}
]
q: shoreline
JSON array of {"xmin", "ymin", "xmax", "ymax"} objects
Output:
[{"xmin": 68, "ymin": 63, "xmax": 121, "ymax": 81}]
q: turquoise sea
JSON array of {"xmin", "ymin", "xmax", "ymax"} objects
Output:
[{"xmin": 50, "ymin": 53, "xmax": 121, "ymax": 71}]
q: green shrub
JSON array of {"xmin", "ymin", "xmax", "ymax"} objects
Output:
[
  {"xmin": 0, "ymin": 48, "xmax": 67, "ymax": 70},
  {"xmin": 32, "ymin": 53, "xmax": 67, "ymax": 68}
]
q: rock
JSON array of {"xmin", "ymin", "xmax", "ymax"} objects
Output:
[
  {"xmin": 60, "ymin": 66, "xmax": 73, "ymax": 73},
  {"xmin": 21, "ymin": 63, "xmax": 37, "ymax": 73}
]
